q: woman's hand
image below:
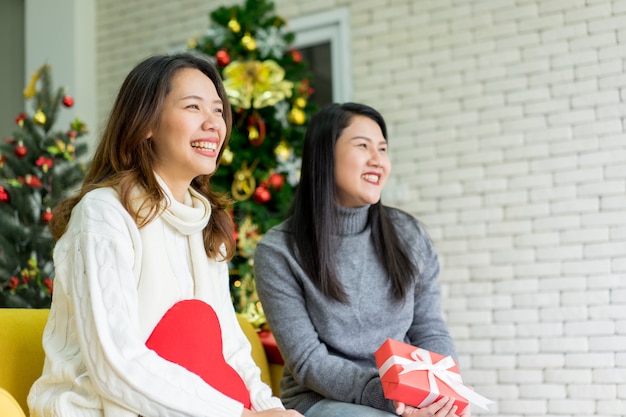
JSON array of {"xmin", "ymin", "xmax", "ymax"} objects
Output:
[
  {"xmin": 394, "ymin": 397, "xmax": 470, "ymax": 417},
  {"xmin": 241, "ymin": 408, "xmax": 304, "ymax": 417}
]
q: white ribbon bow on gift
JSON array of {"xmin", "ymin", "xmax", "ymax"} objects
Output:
[{"xmin": 378, "ymin": 347, "xmax": 493, "ymax": 410}]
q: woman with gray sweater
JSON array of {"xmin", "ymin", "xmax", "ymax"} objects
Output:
[{"xmin": 254, "ymin": 103, "xmax": 469, "ymax": 417}]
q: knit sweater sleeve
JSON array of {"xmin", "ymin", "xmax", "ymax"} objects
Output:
[
  {"xmin": 254, "ymin": 228, "xmax": 389, "ymax": 412},
  {"xmin": 29, "ymin": 191, "xmax": 244, "ymax": 417}
]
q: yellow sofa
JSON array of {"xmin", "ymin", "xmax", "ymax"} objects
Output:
[{"xmin": 0, "ymin": 308, "xmax": 282, "ymax": 417}]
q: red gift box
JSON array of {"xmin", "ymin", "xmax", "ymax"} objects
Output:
[{"xmin": 374, "ymin": 339, "xmax": 492, "ymax": 413}]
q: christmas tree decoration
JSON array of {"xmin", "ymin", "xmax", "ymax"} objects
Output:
[
  {"xmin": 0, "ymin": 186, "xmax": 9, "ymax": 203},
  {"xmin": 216, "ymin": 49, "xmax": 231, "ymax": 67},
  {"xmin": 41, "ymin": 207, "xmax": 53, "ymax": 224},
  {"xmin": 221, "ymin": 147, "xmax": 234, "ymax": 165},
  {"xmin": 252, "ymin": 185, "xmax": 271, "ymax": 204},
  {"xmin": 0, "ymin": 64, "xmax": 89, "ymax": 308},
  {"xmin": 228, "ymin": 17, "xmax": 241, "ymax": 34},
  {"xmin": 14, "ymin": 142, "xmax": 27, "ymax": 158},
  {"xmin": 294, "ymin": 96, "xmax": 307, "ymax": 109},
  {"xmin": 36, "ymin": 156, "xmax": 54, "ymax": 173},
  {"xmin": 190, "ymin": 0, "xmax": 316, "ymax": 326},
  {"xmin": 23, "ymin": 69, "xmax": 40, "ymax": 100},
  {"xmin": 33, "ymin": 109, "xmax": 47, "ymax": 125},
  {"xmin": 19, "ymin": 174, "xmax": 43, "ymax": 188},
  {"xmin": 247, "ymin": 115, "xmax": 266, "ymax": 146},
  {"xmin": 222, "ymin": 59, "xmax": 293, "ymax": 109},
  {"xmin": 15, "ymin": 113, "xmax": 27, "ymax": 126},
  {"xmin": 240, "ymin": 32, "xmax": 257, "ymax": 51},
  {"xmin": 256, "ymin": 27, "xmax": 287, "ymax": 59},
  {"xmin": 267, "ymin": 172, "xmax": 284, "ymax": 190},
  {"xmin": 62, "ymin": 95, "xmax": 74, "ymax": 108},
  {"xmin": 274, "ymin": 140, "xmax": 291, "ymax": 161},
  {"xmin": 231, "ymin": 160, "xmax": 257, "ymax": 201},
  {"xmin": 288, "ymin": 106, "xmax": 306, "ymax": 125},
  {"xmin": 290, "ymin": 49, "xmax": 302, "ymax": 64}
]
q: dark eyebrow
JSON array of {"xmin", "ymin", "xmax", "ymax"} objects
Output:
[
  {"xmin": 351, "ymin": 136, "xmax": 387, "ymax": 144},
  {"xmin": 180, "ymin": 95, "xmax": 223, "ymax": 105}
]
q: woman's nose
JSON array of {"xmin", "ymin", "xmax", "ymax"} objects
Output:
[
  {"xmin": 369, "ymin": 151, "xmax": 382, "ymax": 167},
  {"xmin": 202, "ymin": 116, "xmax": 219, "ymax": 131}
]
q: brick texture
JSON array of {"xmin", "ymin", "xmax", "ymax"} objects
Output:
[{"xmin": 96, "ymin": 1, "xmax": 626, "ymax": 416}]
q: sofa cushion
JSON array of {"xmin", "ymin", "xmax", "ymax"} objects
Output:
[
  {"xmin": 0, "ymin": 308, "xmax": 277, "ymax": 416},
  {"xmin": 0, "ymin": 309, "xmax": 49, "ymax": 414},
  {"xmin": 0, "ymin": 387, "xmax": 26, "ymax": 417}
]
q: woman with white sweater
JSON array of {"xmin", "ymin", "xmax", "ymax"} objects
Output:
[{"xmin": 28, "ymin": 52, "xmax": 302, "ymax": 417}]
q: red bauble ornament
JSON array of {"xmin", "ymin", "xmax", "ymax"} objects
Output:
[
  {"xmin": 268, "ymin": 172, "xmax": 284, "ymax": 190},
  {"xmin": 42, "ymin": 208, "xmax": 53, "ymax": 224},
  {"xmin": 253, "ymin": 186, "xmax": 271, "ymax": 204},
  {"xmin": 216, "ymin": 49, "xmax": 231, "ymax": 67},
  {"xmin": 291, "ymin": 49, "xmax": 302, "ymax": 63},
  {"xmin": 62, "ymin": 95, "xmax": 74, "ymax": 107},
  {"xmin": 14, "ymin": 142, "xmax": 27, "ymax": 158},
  {"xmin": 0, "ymin": 186, "xmax": 9, "ymax": 203}
]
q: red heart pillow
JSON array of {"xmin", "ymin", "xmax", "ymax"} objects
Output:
[{"xmin": 146, "ymin": 299, "xmax": 251, "ymax": 409}]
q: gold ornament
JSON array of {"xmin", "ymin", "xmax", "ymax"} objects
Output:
[
  {"xmin": 222, "ymin": 60, "xmax": 293, "ymax": 109},
  {"xmin": 33, "ymin": 109, "xmax": 47, "ymax": 125},
  {"xmin": 221, "ymin": 147, "xmax": 233, "ymax": 165},
  {"xmin": 228, "ymin": 18, "xmax": 241, "ymax": 33},
  {"xmin": 23, "ymin": 67, "xmax": 42, "ymax": 100},
  {"xmin": 274, "ymin": 140, "xmax": 291, "ymax": 162},
  {"xmin": 241, "ymin": 32, "xmax": 257, "ymax": 51},
  {"xmin": 231, "ymin": 160, "xmax": 258, "ymax": 201},
  {"xmin": 288, "ymin": 107, "xmax": 306, "ymax": 125},
  {"xmin": 248, "ymin": 126, "xmax": 259, "ymax": 141},
  {"xmin": 294, "ymin": 97, "xmax": 307, "ymax": 109}
]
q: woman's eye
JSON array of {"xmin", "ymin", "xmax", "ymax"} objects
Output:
[{"xmin": 187, "ymin": 104, "xmax": 200, "ymax": 110}]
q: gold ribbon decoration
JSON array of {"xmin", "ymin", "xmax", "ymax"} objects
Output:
[{"xmin": 231, "ymin": 160, "xmax": 258, "ymax": 201}]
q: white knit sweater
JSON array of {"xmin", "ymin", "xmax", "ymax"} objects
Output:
[{"xmin": 28, "ymin": 180, "xmax": 282, "ymax": 417}]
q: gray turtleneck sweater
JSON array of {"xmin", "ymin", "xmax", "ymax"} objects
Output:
[{"xmin": 254, "ymin": 205, "xmax": 457, "ymax": 414}]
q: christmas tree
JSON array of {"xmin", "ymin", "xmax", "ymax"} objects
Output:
[
  {"xmin": 0, "ymin": 65, "xmax": 89, "ymax": 308},
  {"xmin": 189, "ymin": 0, "xmax": 315, "ymax": 326}
]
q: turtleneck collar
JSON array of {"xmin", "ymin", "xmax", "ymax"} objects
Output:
[
  {"xmin": 156, "ymin": 174, "xmax": 212, "ymax": 236},
  {"xmin": 335, "ymin": 204, "xmax": 371, "ymax": 236}
]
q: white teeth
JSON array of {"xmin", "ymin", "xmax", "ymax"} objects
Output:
[
  {"xmin": 363, "ymin": 174, "xmax": 379, "ymax": 182},
  {"xmin": 191, "ymin": 141, "xmax": 217, "ymax": 150}
]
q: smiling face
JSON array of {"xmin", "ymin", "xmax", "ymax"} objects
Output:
[
  {"xmin": 148, "ymin": 67, "xmax": 226, "ymax": 201},
  {"xmin": 334, "ymin": 115, "xmax": 390, "ymax": 208}
]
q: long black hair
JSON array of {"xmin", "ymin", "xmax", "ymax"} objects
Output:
[{"xmin": 287, "ymin": 102, "xmax": 417, "ymax": 303}]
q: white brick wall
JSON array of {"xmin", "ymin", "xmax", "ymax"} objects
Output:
[{"xmin": 96, "ymin": 0, "xmax": 626, "ymax": 415}]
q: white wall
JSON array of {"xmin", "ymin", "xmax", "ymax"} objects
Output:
[
  {"xmin": 25, "ymin": 0, "xmax": 96, "ymax": 150},
  {"xmin": 93, "ymin": 0, "xmax": 626, "ymax": 415}
]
